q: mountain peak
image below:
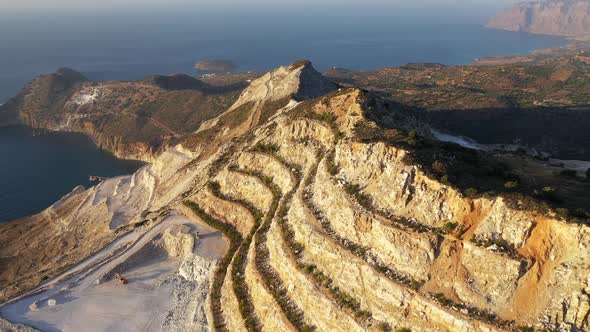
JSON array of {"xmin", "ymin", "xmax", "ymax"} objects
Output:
[{"xmin": 228, "ymin": 60, "xmax": 337, "ymax": 113}]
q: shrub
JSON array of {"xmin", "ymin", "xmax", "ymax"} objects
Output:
[
  {"xmin": 251, "ymin": 142, "xmax": 279, "ymax": 154},
  {"xmin": 443, "ymin": 222, "xmax": 458, "ymax": 233},
  {"xmin": 483, "ymin": 191, "xmax": 497, "ymax": 199},
  {"xmin": 573, "ymin": 208, "xmax": 589, "ymax": 218},
  {"xmin": 464, "ymin": 188, "xmax": 478, "ymax": 198},
  {"xmin": 556, "ymin": 208, "xmax": 569, "ymax": 218},
  {"xmin": 404, "ymin": 130, "xmax": 418, "ymax": 146},
  {"xmin": 410, "ymin": 279, "xmax": 422, "ymax": 290},
  {"xmin": 326, "ymin": 153, "xmax": 340, "ymax": 176},
  {"xmin": 376, "ymin": 322, "xmax": 391, "ymax": 332},
  {"xmin": 432, "ymin": 160, "xmax": 448, "ymax": 174},
  {"xmin": 306, "ymin": 111, "xmax": 336, "ymax": 124},
  {"xmin": 504, "ymin": 181, "xmax": 519, "ymax": 189},
  {"xmin": 559, "ymin": 169, "xmax": 577, "ymax": 177}
]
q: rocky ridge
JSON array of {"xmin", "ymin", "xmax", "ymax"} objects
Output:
[
  {"xmin": 1, "ymin": 61, "xmax": 589, "ymax": 331},
  {"xmin": 0, "ymin": 69, "xmax": 254, "ymax": 161}
]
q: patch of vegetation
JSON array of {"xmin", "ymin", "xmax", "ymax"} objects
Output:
[
  {"xmin": 325, "ymin": 152, "xmax": 340, "ymax": 176},
  {"xmin": 432, "ymin": 160, "xmax": 448, "ymax": 174},
  {"xmin": 259, "ymin": 97, "xmax": 291, "ymax": 124},
  {"xmin": 559, "ymin": 169, "xmax": 577, "ymax": 178},
  {"xmin": 305, "ymin": 111, "xmax": 336, "ymax": 124},
  {"xmin": 343, "ymin": 183, "xmax": 373, "ymax": 208},
  {"xmin": 504, "ymin": 181, "xmax": 519, "ymax": 189},
  {"xmin": 464, "ymin": 188, "xmax": 478, "ymax": 198},
  {"xmin": 470, "ymin": 236, "xmax": 519, "ymax": 259},
  {"xmin": 227, "ymin": 167, "xmax": 313, "ymax": 331},
  {"xmin": 429, "ymin": 292, "xmax": 514, "ymax": 328},
  {"xmin": 250, "ymin": 142, "xmax": 279, "ymax": 154},
  {"xmin": 218, "ymin": 101, "xmax": 256, "ymax": 129},
  {"xmin": 206, "ymin": 181, "xmax": 263, "ymax": 331},
  {"xmin": 443, "ymin": 222, "xmax": 459, "ymax": 233},
  {"xmin": 182, "ymin": 201, "xmax": 243, "ymax": 331}
]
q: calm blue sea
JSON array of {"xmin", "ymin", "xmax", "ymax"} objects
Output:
[
  {"xmin": 0, "ymin": 127, "xmax": 144, "ymax": 223},
  {"xmin": 0, "ymin": 6, "xmax": 570, "ymax": 222},
  {"xmin": 0, "ymin": 8, "xmax": 568, "ymax": 103}
]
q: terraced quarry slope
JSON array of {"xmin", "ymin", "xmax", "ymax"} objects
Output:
[{"xmin": 1, "ymin": 61, "xmax": 589, "ymax": 331}]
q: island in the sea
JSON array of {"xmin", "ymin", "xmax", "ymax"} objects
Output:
[{"xmin": 194, "ymin": 60, "xmax": 238, "ymax": 72}]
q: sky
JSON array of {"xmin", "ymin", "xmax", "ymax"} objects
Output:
[{"xmin": 0, "ymin": 0, "xmax": 517, "ymax": 14}]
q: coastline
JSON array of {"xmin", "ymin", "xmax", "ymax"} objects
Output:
[{"xmin": 0, "ymin": 125, "xmax": 146, "ymax": 223}]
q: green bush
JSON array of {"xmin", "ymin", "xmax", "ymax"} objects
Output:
[
  {"xmin": 443, "ymin": 222, "xmax": 458, "ymax": 233},
  {"xmin": 306, "ymin": 111, "xmax": 337, "ymax": 124}
]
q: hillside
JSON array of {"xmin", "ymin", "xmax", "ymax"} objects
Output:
[
  {"xmin": 487, "ymin": 0, "xmax": 590, "ymax": 37},
  {"xmin": 325, "ymin": 46, "xmax": 590, "ymax": 160},
  {"xmin": 1, "ymin": 61, "xmax": 589, "ymax": 331},
  {"xmin": 0, "ymin": 69, "xmax": 259, "ymax": 161}
]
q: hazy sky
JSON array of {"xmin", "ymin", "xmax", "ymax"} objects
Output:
[{"xmin": 1, "ymin": 0, "xmax": 517, "ymax": 14}]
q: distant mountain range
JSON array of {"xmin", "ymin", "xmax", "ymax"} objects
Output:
[{"xmin": 488, "ymin": 0, "xmax": 590, "ymax": 37}]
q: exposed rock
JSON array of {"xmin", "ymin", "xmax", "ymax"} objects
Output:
[
  {"xmin": 162, "ymin": 224, "xmax": 195, "ymax": 258},
  {"xmin": 488, "ymin": 0, "xmax": 590, "ymax": 37},
  {"xmin": 179, "ymin": 254, "xmax": 213, "ymax": 282}
]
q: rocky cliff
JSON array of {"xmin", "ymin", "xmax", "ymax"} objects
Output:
[
  {"xmin": 1, "ymin": 61, "xmax": 589, "ymax": 331},
  {"xmin": 488, "ymin": 0, "xmax": 590, "ymax": 37}
]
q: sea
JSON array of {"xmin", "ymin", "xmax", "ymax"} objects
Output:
[
  {"xmin": 0, "ymin": 5, "xmax": 569, "ymax": 222},
  {"xmin": 0, "ymin": 127, "xmax": 144, "ymax": 222}
]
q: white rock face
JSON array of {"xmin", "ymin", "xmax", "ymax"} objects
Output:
[
  {"xmin": 71, "ymin": 87, "xmax": 102, "ymax": 105},
  {"xmin": 179, "ymin": 254, "xmax": 213, "ymax": 283},
  {"xmin": 228, "ymin": 60, "xmax": 337, "ymax": 113}
]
